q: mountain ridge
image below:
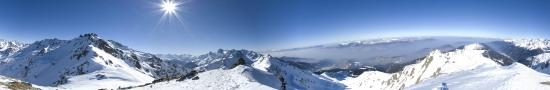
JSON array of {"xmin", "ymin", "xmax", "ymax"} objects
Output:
[
  {"xmin": 0, "ymin": 33, "xmax": 191, "ymax": 89},
  {"xmin": 1, "ymin": 34, "xmax": 550, "ymax": 90}
]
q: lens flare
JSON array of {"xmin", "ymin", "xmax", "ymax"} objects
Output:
[
  {"xmin": 161, "ymin": 0, "xmax": 178, "ymax": 14},
  {"xmin": 155, "ymin": 0, "xmax": 190, "ymax": 33}
]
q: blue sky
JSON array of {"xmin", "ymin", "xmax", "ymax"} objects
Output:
[{"xmin": 0, "ymin": 0, "xmax": 549, "ymax": 55}]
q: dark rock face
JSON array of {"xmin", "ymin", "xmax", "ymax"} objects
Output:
[
  {"xmin": 231, "ymin": 58, "xmax": 246, "ymax": 69},
  {"xmin": 486, "ymin": 41, "xmax": 545, "ymax": 66},
  {"xmin": 483, "ymin": 41, "xmax": 550, "ymax": 75},
  {"xmin": 313, "ymin": 66, "xmax": 378, "ymax": 79},
  {"xmin": 177, "ymin": 70, "xmax": 199, "ymax": 82},
  {"xmin": 471, "ymin": 43, "xmax": 516, "ymax": 66},
  {"xmin": 278, "ymin": 75, "xmax": 286, "ymax": 90}
]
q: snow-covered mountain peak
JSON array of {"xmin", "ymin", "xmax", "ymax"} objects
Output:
[
  {"xmin": 0, "ymin": 39, "xmax": 25, "ymax": 48},
  {"xmin": 505, "ymin": 39, "xmax": 550, "ymax": 50},
  {"xmin": 76, "ymin": 33, "xmax": 100, "ymax": 40},
  {"xmin": 67, "ymin": 33, "xmax": 127, "ymax": 51},
  {"xmin": 192, "ymin": 49, "xmax": 267, "ymax": 70},
  {"xmin": 423, "ymin": 44, "xmax": 503, "ymax": 71},
  {"xmin": 70, "ymin": 33, "xmax": 111, "ymax": 47},
  {"xmin": 0, "ymin": 34, "xmax": 193, "ymax": 89},
  {"xmin": 341, "ymin": 43, "xmax": 547, "ymax": 89},
  {"xmin": 0, "ymin": 39, "xmax": 25, "ymax": 49},
  {"xmin": 0, "ymin": 39, "xmax": 27, "ymax": 60},
  {"xmin": 200, "ymin": 49, "xmax": 264, "ymax": 59}
]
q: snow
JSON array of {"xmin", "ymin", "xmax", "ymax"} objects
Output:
[
  {"xmin": 529, "ymin": 53, "xmax": 550, "ymax": 65},
  {"xmin": 340, "ymin": 71, "xmax": 391, "ymax": 90},
  {"xmin": 3, "ymin": 34, "xmax": 550, "ymax": 90},
  {"xmin": 494, "ymin": 39, "xmax": 550, "ymax": 74},
  {"xmin": 527, "ymin": 53, "xmax": 550, "ymax": 74},
  {"xmin": 382, "ymin": 45, "xmax": 501, "ymax": 89},
  {"xmin": 0, "ymin": 34, "xmax": 188, "ymax": 90},
  {"xmin": 339, "ymin": 43, "xmax": 550, "ymax": 90},
  {"xmin": 52, "ymin": 46, "xmax": 154, "ymax": 89},
  {"xmin": 0, "ymin": 45, "xmax": 155, "ymax": 90},
  {"xmin": 132, "ymin": 65, "xmax": 279, "ymax": 90},
  {"xmin": 0, "ymin": 39, "xmax": 26, "ymax": 60},
  {"xmin": 189, "ymin": 49, "xmax": 346, "ymax": 90},
  {"xmin": 250, "ymin": 55, "xmax": 272, "ymax": 72},
  {"xmin": 506, "ymin": 39, "xmax": 550, "ymax": 50},
  {"xmin": 252, "ymin": 55, "xmax": 345, "ymax": 90},
  {"xmin": 128, "ymin": 49, "xmax": 345, "ymax": 90},
  {"xmin": 407, "ymin": 63, "xmax": 550, "ymax": 90}
]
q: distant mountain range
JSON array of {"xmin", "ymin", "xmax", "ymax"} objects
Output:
[{"xmin": 0, "ymin": 33, "xmax": 549, "ymax": 90}]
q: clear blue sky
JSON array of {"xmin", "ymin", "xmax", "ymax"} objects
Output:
[{"xmin": 0, "ymin": 0, "xmax": 549, "ymax": 55}]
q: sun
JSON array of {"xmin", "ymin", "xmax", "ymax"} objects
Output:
[
  {"xmin": 161, "ymin": 0, "xmax": 179, "ymax": 14},
  {"xmin": 154, "ymin": 0, "xmax": 190, "ymax": 32}
]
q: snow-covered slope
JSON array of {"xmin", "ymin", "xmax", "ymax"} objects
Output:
[
  {"xmin": 131, "ymin": 65, "xmax": 280, "ymax": 90},
  {"xmin": 262, "ymin": 57, "xmax": 346, "ymax": 90},
  {"xmin": 340, "ymin": 71, "xmax": 391, "ymax": 89},
  {"xmin": 0, "ymin": 33, "xmax": 190, "ymax": 89},
  {"xmin": 381, "ymin": 43, "xmax": 509, "ymax": 89},
  {"xmin": 407, "ymin": 63, "xmax": 550, "ymax": 90},
  {"xmin": 341, "ymin": 43, "xmax": 550, "ymax": 90}
]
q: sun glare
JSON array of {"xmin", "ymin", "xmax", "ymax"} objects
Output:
[
  {"xmin": 155, "ymin": 0, "xmax": 190, "ymax": 33},
  {"xmin": 161, "ymin": 0, "xmax": 179, "ymax": 14}
]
